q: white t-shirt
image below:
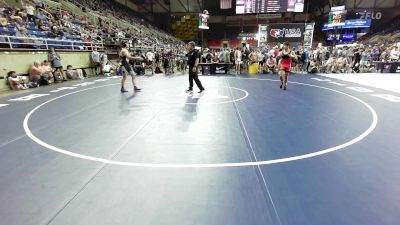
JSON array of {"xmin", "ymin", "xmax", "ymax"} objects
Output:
[
  {"xmin": 257, "ymin": 52, "xmax": 264, "ymax": 62},
  {"xmin": 103, "ymin": 64, "xmax": 112, "ymax": 73},
  {"xmin": 390, "ymin": 49, "xmax": 399, "ymax": 60},
  {"xmin": 102, "ymin": 54, "xmax": 108, "ymax": 64},
  {"xmin": 146, "ymin": 52, "xmax": 154, "ymax": 61},
  {"xmin": 92, "ymin": 51, "xmax": 100, "ymax": 63},
  {"xmin": 235, "ymin": 50, "xmax": 242, "ymax": 61},
  {"xmin": 26, "ymin": 6, "xmax": 35, "ymax": 16}
]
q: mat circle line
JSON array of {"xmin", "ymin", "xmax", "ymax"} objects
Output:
[{"xmin": 23, "ymin": 78, "xmax": 378, "ymax": 168}]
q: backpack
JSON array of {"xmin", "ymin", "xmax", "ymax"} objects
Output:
[
  {"xmin": 54, "ymin": 70, "xmax": 63, "ymax": 82},
  {"xmin": 40, "ymin": 75, "xmax": 49, "ymax": 85},
  {"xmin": 155, "ymin": 66, "xmax": 162, "ymax": 74}
]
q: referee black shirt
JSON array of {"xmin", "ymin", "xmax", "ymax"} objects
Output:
[{"xmin": 187, "ymin": 49, "xmax": 200, "ymax": 67}]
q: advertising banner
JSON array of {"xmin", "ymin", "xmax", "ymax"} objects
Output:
[
  {"xmin": 258, "ymin": 23, "xmax": 314, "ymax": 47},
  {"xmin": 266, "ymin": 23, "xmax": 305, "ymax": 43},
  {"xmin": 198, "ymin": 13, "xmax": 209, "ymax": 30},
  {"xmin": 303, "ymin": 23, "xmax": 315, "ymax": 48},
  {"xmin": 322, "ymin": 19, "xmax": 372, "ymax": 31}
]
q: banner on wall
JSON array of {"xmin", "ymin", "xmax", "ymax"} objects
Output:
[
  {"xmin": 303, "ymin": 23, "xmax": 315, "ymax": 48},
  {"xmin": 258, "ymin": 23, "xmax": 314, "ymax": 47},
  {"xmin": 198, "ymin": 13, "xmax": 209, "ymax": 30},
  {"xmin": 323, "ymin": 19, "xmax": 371, "ymax": 30},
  {"xmin": 267, "ymin": 23, "xmax": 305, "ymax": 42}
]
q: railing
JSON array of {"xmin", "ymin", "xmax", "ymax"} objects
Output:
[{"xmin": 0, "ymin": 35, "xmax": 104, "ymax": 51}]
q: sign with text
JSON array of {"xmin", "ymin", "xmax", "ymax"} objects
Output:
[{"xmin": 266, "ymin": 23, "xmax": 305, "ymax": 43}]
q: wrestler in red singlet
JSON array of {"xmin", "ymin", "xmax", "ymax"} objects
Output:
[{"xmin": 278, "ymin": 42, "xmax": 297, "ymax": 90}]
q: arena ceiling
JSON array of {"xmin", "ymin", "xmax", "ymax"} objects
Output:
[{"xmin": 125, "ymin": 0, "xmax": 400, "ymax": 15}]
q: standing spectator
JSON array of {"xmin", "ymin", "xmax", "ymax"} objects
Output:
[
  {"xmin": 145, "ymin": 50, "xmax": 154, "ymax": 75},
  {"xmin": 218, "ymin": 50, "xmax": 225, "ymax": 63},
  {"xmin": 302, "ymin": 48, "xmax": 311, "ymax": 73},
  {"xmin": 230, "ymin": 49, "xmax": 235, "ymax": 64},
  {"xmin": 225, "ymin": 49, "xmax": 231, "ymax": 64},
  {"xmin": 353, "ymin": 48, "xmax": 362, "ymax": 73},
  {"xmin": 257, "ymin": 50, "xmax": 264, "ymax": 73},
  {"xmin": 371, "ymin": 47, "xmax": 380, "ymax": 62},
  {"xmin": 25, "ymin": 4, "xmax": 35, "ymax": 22},
  {"xmin": 48, "ymin": 47, "xmax": 66, "ymax": 80},
  {"xmin": 360, "ymin": 49, "xmax": 369, "ymax": 72},
  {"xmin": 234, "ymin": 47, "xmax": 242, "ymax": 74},
  {"xmin": 101, "ymin": 50, "xmax": 108, "ymax": 73},
  {"xmin": 390, "ymin": 46, "xmax": 399, "ymax": 62},
  {"xmin": 91, "ymin": 47, "xmax": 101, "ymax": 75}
]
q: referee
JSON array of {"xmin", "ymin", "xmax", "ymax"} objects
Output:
[{"xmin": 186, "ymin": 41, "xmax": 205, "ymax": 93}]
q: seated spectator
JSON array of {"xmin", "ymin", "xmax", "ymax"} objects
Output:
[
  {"xmin": 40, "ymin": 60, "xmax": 54, "ymax": 83},
  {"xmin": 0, "ymin": 16, "xmax": 7, "ymax": 27},
  {"xmin": 37, "ymin": 20, "xmax": 49, "ymax": 31},
  {"xmin": 7, "ymin": 71, "xmax": 28, "ymax": 90},
  {"xmin": 336, "ymin": 56, "xmax": 349, "ymax": 73},
  {"xmin": 66, "ymin": 65, "xmax": 84, "ymax": 80},
  {"xmin": 308, "ymin": 60, "xmax": 319, "ymax": 73},
  {"xmin": 325, "ymin": 55, "xmax": 337, "ymax": 73},
  {"xmin": 29, "ymin": 61, "xmax": 43, "ymax": 83},
  {"xmin": 102, "ymin": 62, "xmax": 114, "ymax": 76},
  {"xmin": 264, "ymin": 55, "xmax": 276, "ymax": 74}
]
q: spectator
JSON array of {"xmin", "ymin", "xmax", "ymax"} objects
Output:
[
  {"xmin": 7, "ymin": 71, "xmax": 28, "ymax": 90},
  {"xmin": 0, "ymin": 16, "xmax": 7, "ymax": 27},
  {"xmin": 25, "ymin": 4, "xmax": 35, "ymax": 22},
  {"xmin": 29, "ymin": 61, "xmax": 43, "ymax": 83},
  {"xmin": 40, "ymin": 60, "xmax": 54, "ymax": 83},
  {"xmin": 390, "ymin": 46, "xmax": 399, "ymax": 62},
  {"xmin": 91, "ymin": 47, "xmax": 101, "ymax": 75},
  {"xmin": 102, "ymin": 62, "xmax": 114, "ymax": 76},
  {"xmin": 66, "ymin": 65, "xmax": 84, "ymax": 79},
  {"xmin": 48, "ymin": 47, "xmax": 66, "ymax": 80},
  {"xmin": 360, "ymin": 49, "xmax": 370, "ymax": 72},
  {"xmin": 308, "ymin": 59, "xmax": 319, "ymax": 73},
  {"xmin": 264, "ymin": 55, "xmax": 276, "ymax": 74},
  {"xmin": 37, "ymin": 20, "xmax": 49, "ymax": 31}
]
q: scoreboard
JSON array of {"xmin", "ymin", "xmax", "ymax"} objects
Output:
[{"xmin": 236, "ymin": 0, "xmax": 304, "ymax": 14}]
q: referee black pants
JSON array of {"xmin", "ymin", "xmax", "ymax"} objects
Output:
[{"xmin": 188, "ymin": 66, "xmax": 204, "ymax": 91}]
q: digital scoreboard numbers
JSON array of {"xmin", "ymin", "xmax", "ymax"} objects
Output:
[{"xmin": 236, "ymin": 0, "xmax": 304, "ymax": 14}]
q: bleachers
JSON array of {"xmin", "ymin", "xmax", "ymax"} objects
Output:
[{"xmin": 1, "ymin": 0, "xmax": 184, "ymax": 52}]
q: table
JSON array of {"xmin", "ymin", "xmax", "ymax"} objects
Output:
[{"xmin": 199, "ymin": 63, "xmax": 231, "ymax": 75}]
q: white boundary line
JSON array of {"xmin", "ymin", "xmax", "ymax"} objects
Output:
[
  {"xmin": 23, "ymin": 78, "xmax": 379, "ymax": 168},
  {"xmin": 154, "ymin": 86, "xmax": 249, "ymax": 105},
  {"xmin": 225, "ymin": 77, "xmax": 283, "ymax": 225}
]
